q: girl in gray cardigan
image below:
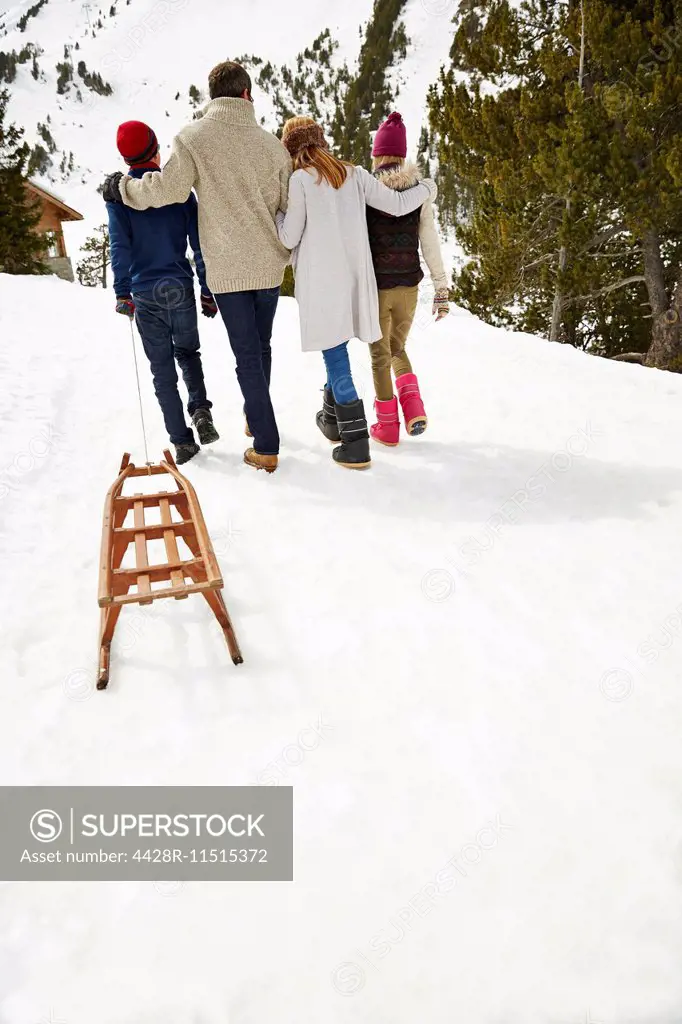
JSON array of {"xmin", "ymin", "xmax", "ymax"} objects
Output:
[{"xmin": 276, "ymin": 116, "xmax": 436, "ymax": 470}]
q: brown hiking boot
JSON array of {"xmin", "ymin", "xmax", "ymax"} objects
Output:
[
  {"xmin": 245, "ymin": 419, "xmax": 253, "ymax": 438},
  {"xmin": 244, "ymin": 447, "xmax": 278, "ymax": 473}
]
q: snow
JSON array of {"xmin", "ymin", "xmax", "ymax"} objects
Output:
[
  {"xmin": 385, "ymin": 0, "xmax": 464, "ymax": 281},
  {"xmin": 387, "ymin": 0, "xmax": 455, "ymax": 162},
  {"xmin": 2, "ymin": 273, "xmax": 682, "ymax": 1022}
]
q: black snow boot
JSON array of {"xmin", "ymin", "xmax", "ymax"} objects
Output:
[
  {"xmin": 192, "ymin": 407, "xmax": 219, "ymax": 445},
  {"xmin": 175, "ymin": 441, "xmax": 200, "ymax": 466},
  {"xmin": 316, "ymin": 386, "xmax": 340, "ymax": 442},
  {"xmin": 332, "ymin": 398, "xmax": 371, "ymax": 469}
]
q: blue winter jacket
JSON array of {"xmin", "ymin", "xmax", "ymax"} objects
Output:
[{"xmin": 107, "ymin": 166, "xmax": 211, "ymax": 299}]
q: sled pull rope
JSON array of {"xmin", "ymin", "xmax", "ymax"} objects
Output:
[{"xmin": 128, "ymin": 318, "xmax": 151, "ymax": 468}]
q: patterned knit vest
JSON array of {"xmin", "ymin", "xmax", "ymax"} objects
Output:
[{"xmin": 366, "ymin": 167, "xmax": 424, "ymax": 290}]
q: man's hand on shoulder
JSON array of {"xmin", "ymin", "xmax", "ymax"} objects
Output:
[{"xmin": 103, "ymin": 172, "xmax": 124, "ymax": 204}]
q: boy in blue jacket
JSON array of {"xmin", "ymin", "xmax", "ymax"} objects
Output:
[{"xmin": 107, "ymin": 120, "xmax": 219, "ymax": 465}]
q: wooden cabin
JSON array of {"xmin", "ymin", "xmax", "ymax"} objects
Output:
[{"xmin": 25, "ymin": 181, "xmax": 84, "ymax": 282}]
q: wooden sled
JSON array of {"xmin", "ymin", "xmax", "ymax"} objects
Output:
[{"xmin": 97, "ymin": 450, "xmax": 243, "ymax": 690}]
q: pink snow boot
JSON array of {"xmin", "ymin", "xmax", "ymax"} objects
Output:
[
  {"xmin": 370, "ymin": 397, "xmax": 400, "ymax": 447},
  {"xmin": 395, "ymin": 373, "xmax": 427, "ymax": 436}
]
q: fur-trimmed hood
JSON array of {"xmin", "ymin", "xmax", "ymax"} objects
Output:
[{"xmin": 373, "ymin": 161, "xmax": 422, "ymax": 192}]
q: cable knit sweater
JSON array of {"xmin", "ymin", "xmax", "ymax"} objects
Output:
[{"xmin": 118, "ymin": 98, "xmax": 292, "ymax": 294}]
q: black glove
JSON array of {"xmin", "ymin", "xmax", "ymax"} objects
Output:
[
  {"xmin": 201, "ymin": 293, "xmax": 218, "ymax": 318},
  {"xmin": 102, "ymin": 172, "xmax": 124, "ymax": 204}
]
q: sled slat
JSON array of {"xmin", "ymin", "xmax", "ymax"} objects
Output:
[
  {"xmin": 159, "ymin": 497, "xmax": 187, "ymax": 599},
  {"xmin": 113, "ymin": 558, "xmax": 202, "ymax": 584},
  {"xmin": 133, "ymin": 498, "xmax": 153, "ymax": 605},
  {"xmin": 112, "ymin": 579, "xmax": 219, "ymax": 606},
  {"xmin": 161, "ymin": 457, "xmax": 223, "ymax": 587},
  {"xmin": 114, "ymin": 520, "xmax": 194, "ymax": 541},
  {"xmin": 98, "ymin": 457, "xmax": 134, "ymax": 606},
  {"xmin": 114, "ymin": 491, "xmax": 185, "ymax": 511},
  {"xmin": 127, "ymin": 464, "xmax": 173, "ymax": 478}
]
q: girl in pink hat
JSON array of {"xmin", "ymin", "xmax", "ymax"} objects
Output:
[{"xmin": 366, "ymin": 112, "xmax": 450, "ymax": 445}]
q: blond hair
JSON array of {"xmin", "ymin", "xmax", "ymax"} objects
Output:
[
  {"xmin": 372, "ymin": 155, "xmax": 405, "ymax": 171},
  {"xmin": 282, "ymin": 116, "xmax": 353, "ymax": 190}
]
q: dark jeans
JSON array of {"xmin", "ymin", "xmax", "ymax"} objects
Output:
[
  {"xmin": 323, "ymin": 342, "xmax": 359, "ymax": 404},
  {"xmin": 134, "ymin": 282, "xmax": 210, "ymax": 446},
  {"xmin": 215, "ymin": 287, "xmax": 280, "ymax": 456}
]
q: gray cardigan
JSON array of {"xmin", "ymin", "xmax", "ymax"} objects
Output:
[{"xmin": 276, "ymin": 166, "xmax": 436, "ymax": 352}]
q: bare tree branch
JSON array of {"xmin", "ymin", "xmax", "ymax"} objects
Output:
[
  {"xmin": 580, "ymin": 224, "xmax": 629, "ymax": 253},
  {"xmin": 559, "ymin": 275, "xmax": 647, "ymax": 307},
  {"xmin": 520, "ymin": 253, "xmax": 556, "ymax": 272},
  {"xmin": 610, "ymin": 352, "xmax": 645, "ymax": 363}
]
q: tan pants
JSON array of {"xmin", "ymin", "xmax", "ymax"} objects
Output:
[{"xmin": 370, "ymin": 286, "xmax": 418, "ymax": 401}]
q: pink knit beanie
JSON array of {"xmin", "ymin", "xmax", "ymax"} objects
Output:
[{"xmin": 372, "ymin": 112, "xmax": 407, "ymax": 158}]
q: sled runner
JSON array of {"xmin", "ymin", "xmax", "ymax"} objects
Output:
[{"xmin": 97, "ymin": 450, "xmax": 243, "ymax": 689}]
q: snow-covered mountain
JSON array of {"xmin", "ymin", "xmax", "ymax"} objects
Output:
[{"xmin": 2, "ymin": 0, "xmax": 455, "ymax": 255}]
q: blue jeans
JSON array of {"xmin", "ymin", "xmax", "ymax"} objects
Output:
[
  {"xmin": 323, "ymin": 342, "xmax": 359, "ymax": 404},
  {"xmin": 134, "ymin": 282, "xmax": 210, "ymax": 446},
  {"xmin": 215, "ymin": 287, "xmax": 280, "ymax": 456}
]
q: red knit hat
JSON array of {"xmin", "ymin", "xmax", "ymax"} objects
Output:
[
  {"xmin": 116, "ymin": 121, "xmax": 159, "ymax": 166},
  {"xmin": 372, "ymin": 112, "xmax": 407, "ymax": 158}
]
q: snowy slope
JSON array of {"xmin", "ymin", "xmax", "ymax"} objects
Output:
[
  {"xmin": 389, "ymin": 0, "xmax": 455, "ymax": 159},
  {"xmin": 3, "ymin": 0, "xmax": 455, "ymax": 258},
  {"xmin": 2, "ymin": 274, "xmax": 682, "ymax": 1022},
  {"xmin": 3, "ymin": 0, "xmax": 375, "ymax": 252}
]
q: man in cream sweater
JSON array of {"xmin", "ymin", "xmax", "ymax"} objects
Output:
[{"xmin": 103, "ymin": 62, "xmax": 291, "ymax": 473}]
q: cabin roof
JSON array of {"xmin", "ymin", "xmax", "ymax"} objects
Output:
[{"xmin": 26, "ymin": 180, "xmax": 84, "ymax": 222}]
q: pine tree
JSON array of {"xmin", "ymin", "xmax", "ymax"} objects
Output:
[
  {"xmin": 580, "ymin": 0, "xmax": 682, "ymax": 370},
  {"xmin": 77, "ymin": 59, "xmax": 112, "ymax": 94},
  {"xmin": 37, "ymin": 121, "xmax": 56, "ymax": 153},
  {"xmin": 0, "ymin": 89, "xmax": 48, "ymax": 274},
  {"xmin": 416, "ymin": 126, "xmax": 431, "ymax": 175},
  {"xmin": 76, "ymin": 223, "xmax": 110, "ymax": 287},
  {"xmin": 428, "ymin": 0, "xmax": 682, "ymax": 365},
  {"xmin": 430, "ymin": 3, "xmax": 578, "ymax": 339},
  {"xmin": 27, "ymin": 142, "xmax": 51, "ymax": 176},
  {"xmin": 239, "ymin": 34, "xmax": 351, "ymax": 139},
  {"xmin": 56, "ymin": 59, "xmax": 72, "ymax": 93},
  {"xmin": 0, "ymin": 52, "xmax": 17, "ymax": 83},
  {"xmin": 0, "ymin": 44, "xmax": 38, "ymax": 83},
  {"xmin": 332, "ymin": 0, "xmax": 410, "ymax": 166},
  {"xmin": 18, "ymin": 0, "xmax": 49, "ymax": 33},
  {"xmin": 188, "ymin": 84, "xmax": 203, "ymax": 107}
]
